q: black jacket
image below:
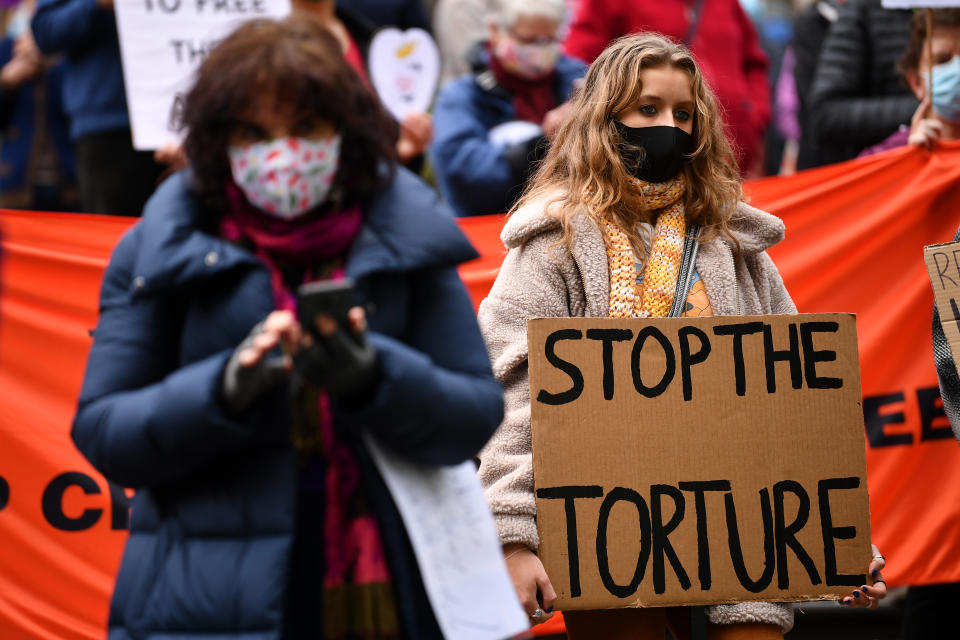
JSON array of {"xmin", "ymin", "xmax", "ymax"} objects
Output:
[{"xmin": 806, "ymin": 0, "xmax": 917, "ymax": 167}]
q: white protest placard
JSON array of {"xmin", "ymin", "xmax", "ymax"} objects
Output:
[
  {"xmin": 882, "ymin": 1, "xmax": 960, "ymax": 7},
  {"xmin": 363, "ymin": 435, "xmax": 529, "ymax": 640},
  {"xmin": 114, "ymin": 0, "xmax": 291, "ymax": 150},
  {"xmin": 368, "ymin": 28, "xmax": 440, "ymax": 121}
]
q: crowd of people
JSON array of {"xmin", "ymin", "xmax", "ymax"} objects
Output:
[
  {"xmin": 0, "ymin": 0, "xmax": 955, "ymax": 215},
  {"xmin": 4, "ymin": 0, "xmax": 960, "ymax": 639}
]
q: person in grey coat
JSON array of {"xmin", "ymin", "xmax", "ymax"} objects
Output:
[{"xmin": 478, "ymin": 34, "xmax": 886, "ymax": 639}]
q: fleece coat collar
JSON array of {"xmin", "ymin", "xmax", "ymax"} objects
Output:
[{"xmin": 501, "ymin": 194, "xmax": 787, "ymax": 316}]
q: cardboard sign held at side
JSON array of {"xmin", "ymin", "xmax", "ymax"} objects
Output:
[
  {"xmin": 114, "ymin": 0, "xmax": 292, "ymax": 150},
  {"xmin": 368, "ymin": 28, "xmax": 440, "ymax": 121},
  {"xmin": 528, "ymin": 314, "xmax": 872, "ymax": 610},
  {"xmin": 925, "ymin": 241, "xmax": 960, "ymax": 370}
]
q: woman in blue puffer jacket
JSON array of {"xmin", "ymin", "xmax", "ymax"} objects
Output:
[{"xmin": 72, "ymin": 16, "xmax": 503, "ymax": 640}]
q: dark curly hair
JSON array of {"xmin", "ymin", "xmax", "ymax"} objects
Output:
[
  {"xmin": 177, "ymin": 15, "xmax": 397, "ymax": 216},
  {"xmin": 899, "ymin": 9, "xmax": 960, "ymax": 77}
]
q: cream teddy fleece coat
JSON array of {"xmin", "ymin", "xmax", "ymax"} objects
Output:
[{"xmin": 477, "ymin": 196, "xmax": 798, "ymax": 633}]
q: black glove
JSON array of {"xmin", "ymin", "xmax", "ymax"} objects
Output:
[
  {"xmin": 294, "ymin": 326, "xmax": 380, "ymax": 403},
  {"xmin": 220, "ymin": 322, "xmax": 290, "ymax": 415}
]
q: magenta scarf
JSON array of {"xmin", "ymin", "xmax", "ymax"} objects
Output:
[
  {"xmin": 221, "ymin": 184, "xmax": 398, "ymax": 638},
  {"xmin": 221, "ymin": 182, "xmax": 363, "ymax": 309}
]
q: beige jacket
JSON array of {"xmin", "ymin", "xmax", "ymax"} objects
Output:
[{"xmin": 477, "ymin": 196, "xmax": 797, "ymax": 632}]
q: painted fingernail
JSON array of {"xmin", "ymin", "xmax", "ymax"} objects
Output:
[
  {"xmin": 853, "ymin": 590, "xmax": 861, "ymax": 598},
  {"xmin": 872, "ymin": 569, "xmax": 879, "ymax": 578},
  {"xmin": 863, "ymin": 586, "xmax": 871, "ymax": 593},
  {"xmin": 546, "ymin": 607, "xmax": 553, "ymax": 613}
]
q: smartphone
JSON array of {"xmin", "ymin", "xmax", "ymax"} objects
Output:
[{"xmin": 296, "ymin": 279, "xmax": 356, "ymax": 337}]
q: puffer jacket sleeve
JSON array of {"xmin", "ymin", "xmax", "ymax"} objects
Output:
[
  {"xmin": 476, "ymin": 231, "xmax": 571, "ymax": 550},
  {"xmin": 807, "ymin": 0, "xmax": 916, "ymax": 149},
  {"xmin": 932, "ymin": 306, "xmax": 960, "ymax": 443},
  {"xmin": 337, "ymin": 266, "xmax": 505, "ymax": 466},
  {"xmin": 72, "ymin": 227, "xmax": 278, "ymax": 489}
]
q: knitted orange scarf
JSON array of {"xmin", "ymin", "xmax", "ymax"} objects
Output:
[{"xmin": 603, "ymin": 175, "xmax": 687, "ymax": 318}]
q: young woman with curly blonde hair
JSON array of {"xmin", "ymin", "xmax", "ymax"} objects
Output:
[{"xmin": 477, "ymin": 33, "xmax": 886, "ymax": 639}]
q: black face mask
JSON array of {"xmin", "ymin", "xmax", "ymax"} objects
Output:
[{"xmin": 614, "ymin": 120, "xmax": 694, "ymax": 183}]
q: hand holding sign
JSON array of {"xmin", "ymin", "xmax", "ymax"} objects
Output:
[{"xmin": 368, "ymin": 28, "xmax": 440, "ymax": 122}]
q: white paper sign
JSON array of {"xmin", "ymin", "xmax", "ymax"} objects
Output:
[
  {"xmin": 488, "ymin": 121, "xmax": 544, "ymax": 147},
  {"xmin": 368, "ymin": 28, "xmax": 440, "ymax": 121},
  {"xmin": 114, "ymin": 0, "xmax": 291, "ymax": 150},
  {"xmin": 882, "ymin": 1, "xmax": 960, "ymax": 7},
  {"xmin": 363, "ymin": 435, "xmax": 529, "ymax": 640}
]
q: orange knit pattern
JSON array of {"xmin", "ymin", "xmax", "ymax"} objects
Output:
[{"xmin": 603, "ymin": 175, "xmax": 687, "ymax": 319}]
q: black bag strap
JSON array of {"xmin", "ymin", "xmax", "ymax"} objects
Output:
[{"xmin": 683, "ymin": 0, "xmax": 708, "ymax": 46}]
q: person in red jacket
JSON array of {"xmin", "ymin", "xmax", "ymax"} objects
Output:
[{"xmin": 564, "ymin": 0, "xmax": 771, "ymax": 177}]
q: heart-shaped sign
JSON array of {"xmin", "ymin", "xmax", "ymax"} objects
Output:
[{"xmin": 369, "ymin": 27, "xmax": 440, "ymax": 121}]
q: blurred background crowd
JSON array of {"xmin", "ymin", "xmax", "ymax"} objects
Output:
[{"xmin": 0, "ymin": 0, "xmax": 945, "ymax": 218}]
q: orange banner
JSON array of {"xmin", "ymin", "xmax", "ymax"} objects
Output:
[{"xmin": 2, "ymin": 144, "xmax": 960, "ymax": 639}]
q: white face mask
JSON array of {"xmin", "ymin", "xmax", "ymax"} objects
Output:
[{"xmin": 228, "ymin": 135, "xmax": 342, "ymax": 219}]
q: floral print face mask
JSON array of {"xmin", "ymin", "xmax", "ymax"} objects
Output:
[
  {"xmin": 228, "ymin": 135, "xmax": 342, "ymax": 219},
  {"xmin": 494, "ymin": 33, "xmax": 560, "ymax": 79}
]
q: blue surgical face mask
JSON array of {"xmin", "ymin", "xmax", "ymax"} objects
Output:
[{"xmin": 932, "ymin": 55, "xmax": 960, "ymax": 123}]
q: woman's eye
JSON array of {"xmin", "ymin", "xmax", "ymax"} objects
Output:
[
  {"xmin": 639, "ymin": 104, "xmax": 656, "ymax": 116},
  {"xmin": 236, "ymin": 123, "xmax": 266, "ymax": 142},
  {"xmin": 293, "ymin": 120, "xmax": 318, "ymax": 136},
  {"xmin": 675, "ymin": 110, "xmax": 691, "ymax": 122}
]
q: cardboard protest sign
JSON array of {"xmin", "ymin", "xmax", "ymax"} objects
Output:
[
  {"xmin": 528, "ymin": 314, "xmax": 872, "ymax": 610},
  {"xmin": 925, "ymin": 241, "xmax": 960, "ymax": 370},
  {"xmin": 114, "ymin": 0, "xmax": 291, "ymax": 150},
  {"xmin": 368, "ymin": 28, "xmax": 440, "ymax": 121}
]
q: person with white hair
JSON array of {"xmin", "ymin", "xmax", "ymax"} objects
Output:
[{"xmin": 430, "ymin": 0, "xmax": 585, "ymax": 217}]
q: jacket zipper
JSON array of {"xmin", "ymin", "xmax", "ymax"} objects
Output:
[{"xmin": 668, "ymin": 225, "xmax": 701, "ymax": 318}]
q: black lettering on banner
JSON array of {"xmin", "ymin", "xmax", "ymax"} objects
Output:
[
  {"xmin": 42, "ymin": 472, "xmax": 103, "ymax": 532},
  {"xmin": 678, "ymin": 480, "xmax": 731, "ymax": 590},
  {"xmin": 678, "ymin": 327, "xmax": 712, "ymax": 402},
  {"xmin": 631, "ymin": 327, "xmax": 676, "ymax": 398},
  {"xmin": 952, "ymin": 298, "xmax": 960, "ymax": 332},
  {"xmin": 799, "ymin": 322, "xmax": 843, "ymax": 389},
  {"xmin": 595, "ymin": 487, "xmax": 652, "ymax": 598},
  {"xmin": 0, "ymin": 475, "xmax": 8, "ymax": 511},
  {"xmin": 863, "ymin": 392, "xmax": 912, "ymax": 447},
  {"xmin": 536, "ymin": 485, "xmax": 604, "ymax": 597},
  {"xmin": 650, "ymin": 485, "xmax": 690, "ymax": 594},
  {"xmin": 818, "ymin": 477, "xmax": 864, "ymax": 586},
  {"xmin": 918, "ymin": 386, "xmax": 955, "ymax": 441},
  {"xmin": 934, "ymin": 251, "xmax": 957, "ymax": 289},
  {"xmin": 712, "ymin": 323, "xmax": 763, "ymax": 396},
  {"xmin": 586, "ymin": 329, "xmax": 633, "ymax": 400},
  {"xmin": 762, "ymin": 323, "xmax": 802, "ymax": 393},
  {"xmin": 773, "ymin": 480, "xmax": 821, "ymax": 588},
  {"xmin": 725, "ymin": 489, "xmax": 775, "ymax": 593},
  {"xmin": 536, "ymin": 329, "xmax": 584, "ymax": 406},
  {"xmin": 108, "ymin": 482, "xmax": 131, "ymax": 530}
]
